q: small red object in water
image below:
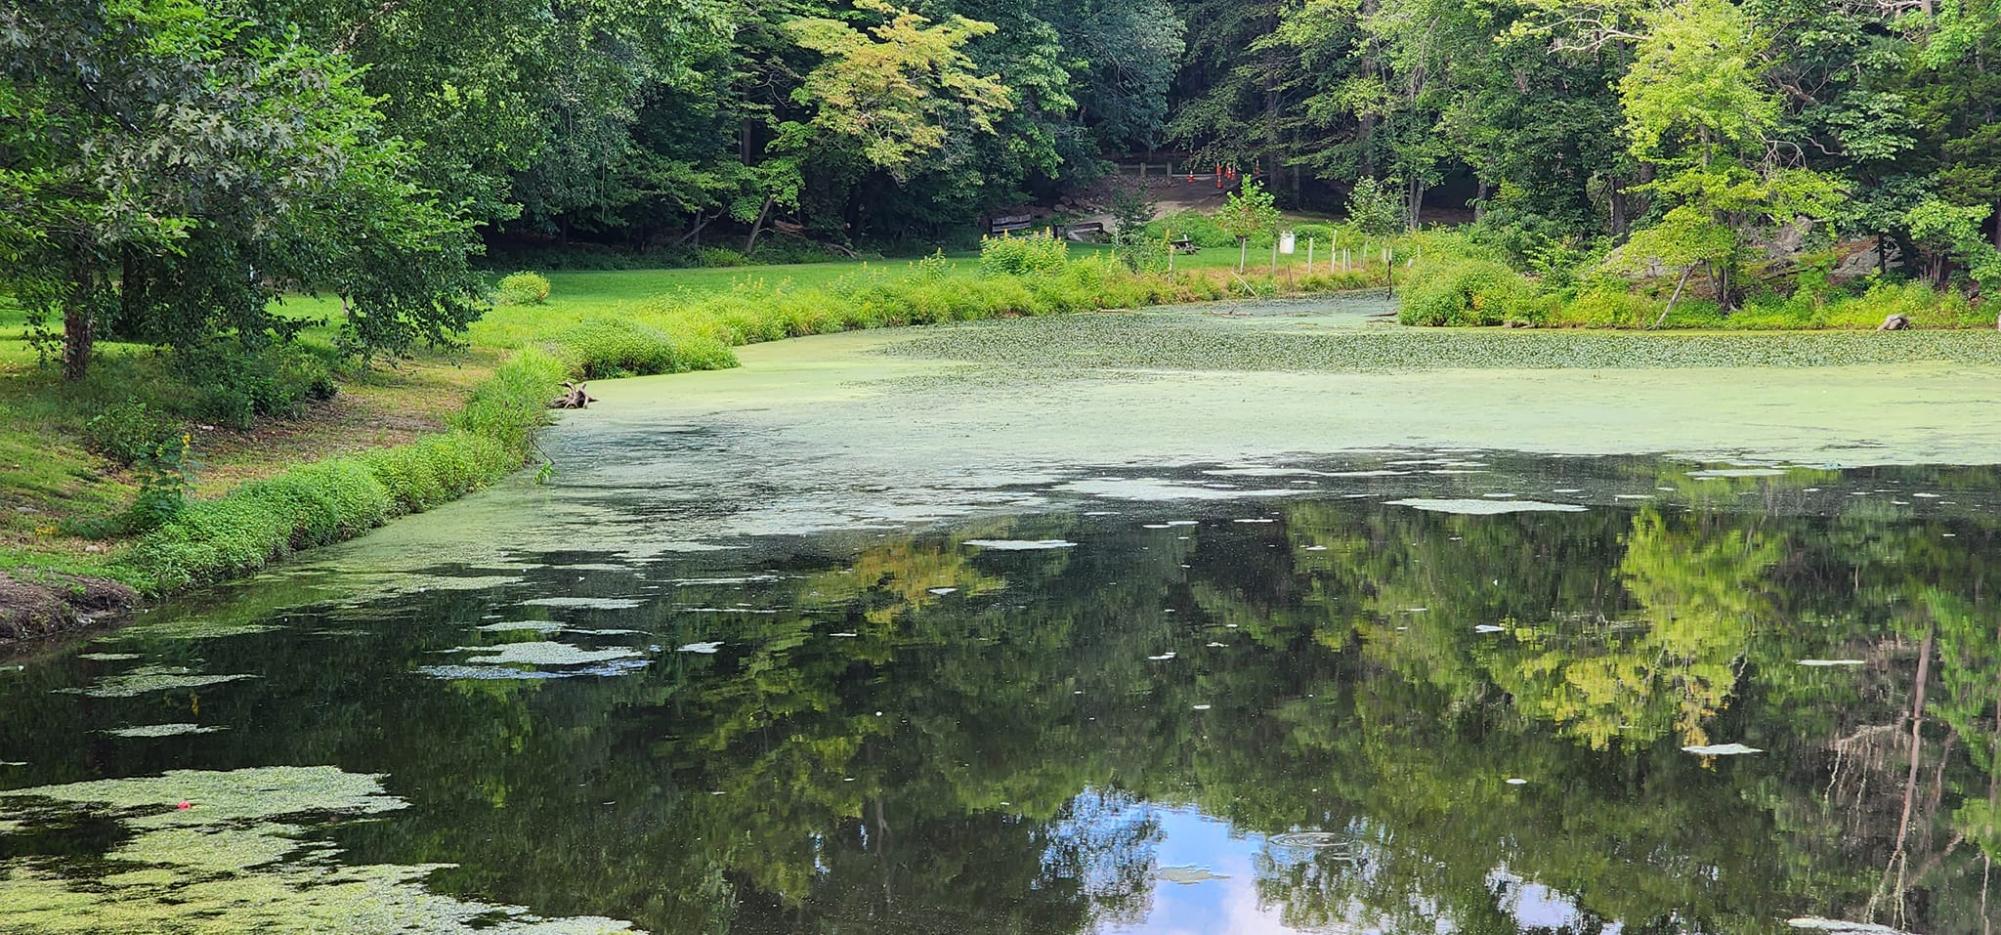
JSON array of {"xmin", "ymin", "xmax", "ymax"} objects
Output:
[{"xmin": 176, "ymin": 801, "xmax": 192, "ymax": 810}]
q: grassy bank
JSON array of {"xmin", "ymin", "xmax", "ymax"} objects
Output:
[
  {"xmin": 1394, "ymin": 230, "xmax": 1994, "ymax": 330},
  {"xmin": 2, "ymin": 245, "xmax": 1384, "ymax": 596}
]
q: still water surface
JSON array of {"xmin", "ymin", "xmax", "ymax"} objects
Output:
[{"xmin": 3, "ymin": 452, "xmax": 1999, "ymax": 933}]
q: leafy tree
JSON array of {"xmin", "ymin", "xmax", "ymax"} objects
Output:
[
  {"xmin": 1345, "ymin": 177, "xmax": 1403, "ymax": 236},
  {"xmin": 1215, "ymin": 178, "xmax": 1282, "ymax": 271},
  {"xmin": 1614, "ymin": 0, "xmax": 1841, "ymax": 313},
  {"xmin": 0, "ymin": 0, "xmax": 483, "ymax": 379},
  {"xmin": 1907, "ymin": 199, "xmax": 2001, "ymax": 295},
  {"xmin": 784, "ymin": 1, "xmax": 1013, "ymax": 180}
]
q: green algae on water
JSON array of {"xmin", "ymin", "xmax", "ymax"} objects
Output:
[
  {"xmin": 58, "ymin": 666, "xmax": 258, "ymax": 699},
  {"xmin": 460, "ymin": 642, "xmax": 642, "ymax": 667},
  {"xmin": 477, "ymin": 620, "xmax": 565, "ymax": 633},
  {"xmin": 520, "ymin": 597, "xmax": 646, "ymax": 610},
  {"xmin": 1386, "ymin": 498, "xmax": 1589, "ymax": 515},
  {"xmin": 101, "ymin": 723, "xmax": 226, "ymax": 738},
  {"xmin": 106, "ymin": 618, "xmax": 282, "ymax": 642},
  {"xmin": 0, "ymin": 766, "xmax": 638, "ymax": 934}
]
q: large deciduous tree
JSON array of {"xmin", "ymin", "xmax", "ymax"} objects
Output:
[
  {"xmin": 0, "ymin": 0, "xmax": 483, "ymax": 379},
  {"xmin": 1614, "ymin": 0, "xmax": 1841, "ymax": 313}
]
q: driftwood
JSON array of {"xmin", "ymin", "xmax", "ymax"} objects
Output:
[
  {"xmin": 1876, "ymin": 313, "xmax": 1911, "ymax": 331},
  {"xmin": 549, "ymin": 381, "xmax": 597, "ymax": 409}
]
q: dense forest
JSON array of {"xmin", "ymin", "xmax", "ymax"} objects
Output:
[
  {"xmin": 7, "ymin": 0, "xmax": 2001, "ymax": 376},
  {"xmin": 12, "ymin": 0, "xmax": 2001, "ymax": 255}
]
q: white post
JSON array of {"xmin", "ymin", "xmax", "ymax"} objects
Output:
[{"xmin": 1308, "ymin": 238, "xmax": 1315, "ymax": 270}]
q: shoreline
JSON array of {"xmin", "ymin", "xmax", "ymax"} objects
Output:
[{"xmin": 0, "ymin": 270, "xmax": 1389, "ymax": 641}]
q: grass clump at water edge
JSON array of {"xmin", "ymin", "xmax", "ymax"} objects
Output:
[{"xmin": 125, "ymin": 351, "xmax": 565, "ymax": 591}]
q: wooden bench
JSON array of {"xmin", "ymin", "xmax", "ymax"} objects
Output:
[{"xmin": 989, "ymin": 214, "xmax": 1033, "ymax": 235}]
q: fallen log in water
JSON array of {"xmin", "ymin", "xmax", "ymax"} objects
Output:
[{"xmin": 550, "ymin": 380, "xmax": 597, "ymax": 409}]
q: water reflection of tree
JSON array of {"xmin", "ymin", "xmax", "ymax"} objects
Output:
[{"xmin": 12, "ymin": 468, "xmax": 2001, "ymax": 933}]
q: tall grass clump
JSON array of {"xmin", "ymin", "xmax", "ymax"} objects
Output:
[
  {"xmin": 496, "ymin": 271, "xmax": 552, "ymax": 305},
  {"xmin": 978, "ymin": 233, "xmax": 1069, "ymax": 275},
  {"xmin": 128, "ymin": 350, "xmax": 567, "ymax": 590},
  {"xmin": 553, "ymin": 317, "xmax": 738, "ymax": 379}
]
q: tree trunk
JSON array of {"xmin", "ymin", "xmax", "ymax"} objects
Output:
[
  {"xmin": 1406, "ymin": 178, "xmax": 1425, "ymax": 231},
  {"xmin": 1651, "ymin": 265, "xmax": 1695, "ymax": 329},
  {"xmin": 744, "ymin": 195, "xmax": 775, "ymax": 255},
  {"xmin": 1608, "ymin": 176, "xmax": 1628, "ymax": 239},
  {"xmin": 1708, "ymin": 261, "xmax": 1735, "ymax": 312},
  {"xmin": 63, "ymin": 270, "xmax": 95, "ymax": 381},
  {"xmin": 674, "ymin": 211, "xmax": 715, "ymax": 247},
  {"xmin": 118, "ymin": 247, "xmax": 144, "ymax": 339}
]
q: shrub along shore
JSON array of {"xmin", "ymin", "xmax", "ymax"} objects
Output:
[
  {"xmin": 1395, "ymin": 230, "xmax": 1996, "ymax": 331},
  {"xmin": 44, "ymin": 247, "xmax": 1386, "ymax": 601}
]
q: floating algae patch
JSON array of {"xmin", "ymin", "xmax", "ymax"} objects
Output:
[
  {"xmin": 101, "ymin": 724, "xmax": 226, "ymax": 738},
  {"xmin": 1687, "ymin": 467, "xmax": 1792, "ymax": 478},
  {"xmin": 476, "ymin": 621, "xmax": 564, "ymax": 634},
  {"xmin": 1269, "ymin": 831, "xmax": 1355, "ymax": 853},
  {"xmin": 1683, "ymin": 742, "xmax": 1763, "ymax": 756},
  {"xmin": 884, "ymin": 314, "xmax": 2001, "ymax": 372},
  {"xmin": 0, "ymin": 766, "xmax": 637, "ymax": 934},
  {"xmin": 1058, "ymin": 477, "xmax": 1295, "ymax": 501},
  {"xmin": 58, "ymin": 666, "xmax": 258, "ymax": 699},
  {"xmin": 962, "ymin": 539, "xmax": 1077, "ymax": 550},
  {"xmin": 1201, "ymin": 467, "xmax": 1328, "ymax": 478},
  {"xmin": 1386, "ymin": 498, "xmax": 1588, "ymax": 515},
  {"xmin": 106, "ymin": 618, "xmax": 281, "ymax": 642},
  {"xmin": 1154, "ymin": 865, "xmax": 1229, "ymax": 885},
  {"xmin": 75, "ymin": 653, "xmax": 142, "ymax": 662},
  {"xmin": 519, "ymin": 597, "xmax": 646, "ymax": 610},
  {"xmin": 459, "ymin": 642, "xmax": 642, "ymax": 667}
]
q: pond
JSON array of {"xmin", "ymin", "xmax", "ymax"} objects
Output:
[
  {"xmin": 7, "ymin": 300, "xmax": 2001, "ymax": 933},
  {"xmin": 4, "ymin": 452, "xmax": 1997, "ymax": 933}
]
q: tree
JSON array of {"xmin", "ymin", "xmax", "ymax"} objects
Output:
[
  {"xmin": 1345, "ymin": 177, "xmax": 1403, "ymax": 236},
  {"xmin": 1906, "ymin": 199, "xmax": 2001, "ymax": 296},
  {"xmin": 0, "ymin": 0, "xmax": 483, "ymax": 379},
  {"xmin": 1215, "ymin": 179, "xmax": 1282, "ymax": 271},
  {"xmin": 783, "ymin": 1, "xmax": 1014, "ymax": 181},
  {"xmin": 1614, "ymin": 0, "xmax": 1841, "ymax": 313}
]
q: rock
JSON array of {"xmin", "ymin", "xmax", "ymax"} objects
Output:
[
  {"xmin": 1831, "ymin": 239, "xmax": 1901, "ymax": 282},
  {"xmin": 1876, "ymin": 313, "xmax": 1911, "ymax": 331},
  {"xmin": 1763, "ymin": 218, "xmax": 1814, "ymax": 259},
  {"xmin": 0, "ymin": 571, "xmax": 140, "ymax": 641}
]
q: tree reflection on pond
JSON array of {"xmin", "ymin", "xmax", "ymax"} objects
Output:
[{"xmin": 3, "ymin": 457, "xmax": 2000, "ymax": 933}]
